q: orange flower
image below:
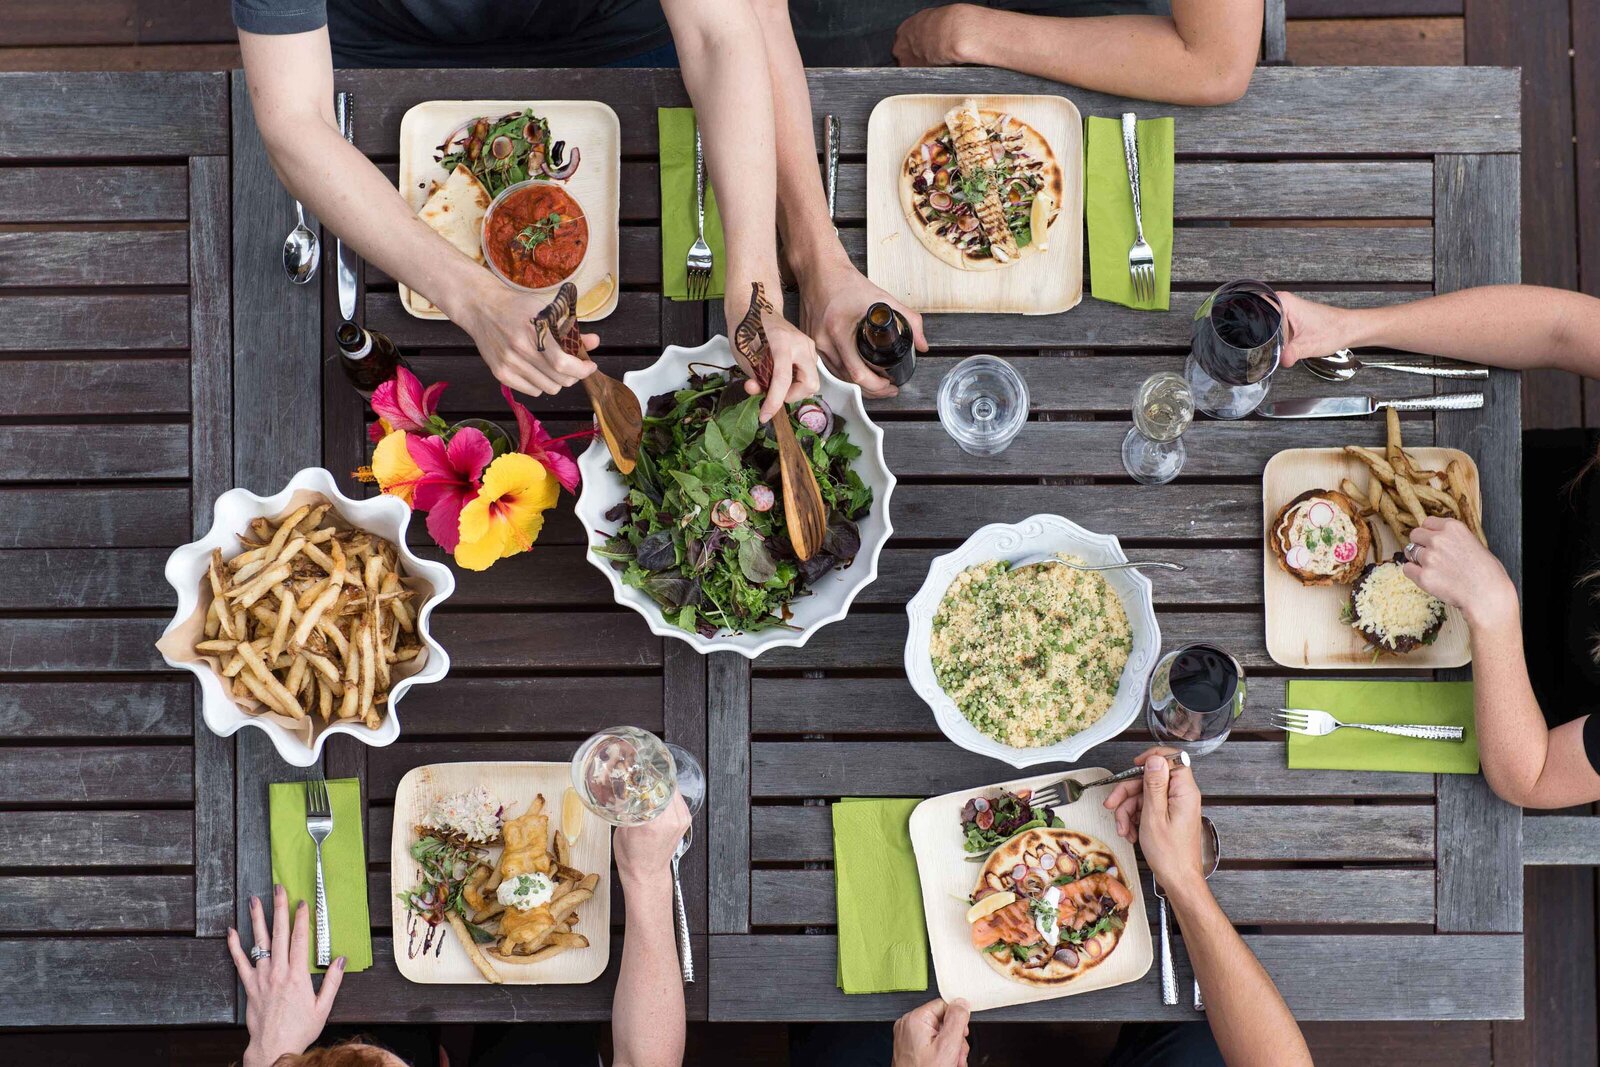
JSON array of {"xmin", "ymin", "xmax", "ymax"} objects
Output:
[
  {"xmin": 371, "ymin": 429, "xmax": 423, "ymax": 507},
  {"xmin": 454, "ymin": 452, "xmax": 559, "ymax": 571}
]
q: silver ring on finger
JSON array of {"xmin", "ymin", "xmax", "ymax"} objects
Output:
[
  {"xmin": 249, "ymin": 945, "xmax": 271, "ymax": 963},
  {"xmin": 1403, "ymin": 542, "xmax": 1419, "ymax": 563}
]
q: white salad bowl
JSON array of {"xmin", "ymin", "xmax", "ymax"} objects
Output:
[
  {"xmin": 158, "ymin": 467, "xmax": 455, "ymax": 768},
  {"xmin": 904, "ymin": 514, "xmax": 1162, "ymax": 768},
  {"xmin": 574, "ymin": 336, "xmax": 895, "ymax": 658}
]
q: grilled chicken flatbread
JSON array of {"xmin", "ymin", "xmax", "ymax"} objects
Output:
[
  {"xmin": 418, "ymin": 164, "xmax": 493, "ymax": 265},
  {"xmin": 968, "ymin": 828, "xmax": 1131, "ymax": 986},
  {"xmin": 900, "ymin": 100, "xmax": 1063, "ymax": 272}
]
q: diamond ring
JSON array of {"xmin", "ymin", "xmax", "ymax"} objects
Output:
[{"xmin": 249, "ymin": 945, "xmax": 271, "ymax": 962}]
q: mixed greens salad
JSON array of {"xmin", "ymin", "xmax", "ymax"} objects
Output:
[
  {"xmin": 594, "ymin": 368, "xmax": 874, "ymax": 637},
  {"xmin": 960, "ymin": 787, "xmax": 1064, "ymax": 854}
]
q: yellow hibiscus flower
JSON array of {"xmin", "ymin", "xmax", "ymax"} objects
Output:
[
  {"xmin": 371, "ymin": 429, "xmax": 423, "ymax": 506},
  {"xmin": 454, "ymin": 452, "xmax": 559, "ymax": 571}
]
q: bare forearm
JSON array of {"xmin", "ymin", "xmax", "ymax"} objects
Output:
[
  {"xmin": 1339, "ymin": 286, "xmax": 1600, "ymax": 376},
  {"xmin": 611, "ymin": 876, "xmax": 685, "ymax": 1067},
  {"xmin": 1169, "ymin": 884, "xmax": 1311, "ymax": 1067}
]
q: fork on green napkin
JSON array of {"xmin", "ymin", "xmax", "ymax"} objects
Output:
[
  {"xmin": 834, "ymin": 797, "xmax": 928, "ymax": 994},
  {"xmin": 1085, "ymin": 115, "xmax": 1174, "ymax": 311},
  {"xmin": 658, "ymin": 107, "xmax": 726, "ymax": 301},
  {"xmin": 1284, "ymin": 680, "xmax": 1479, "ymax": 774},
  {"xmin": 269, "ymin": 778, "xmax": 372, "ymax": 972}
]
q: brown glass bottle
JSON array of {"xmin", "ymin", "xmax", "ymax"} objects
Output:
[
  {"xmin": 855, "ymin": 302, "xmax": 915, "ymax": 386},
  {"xmin": 336, "ymin": 321, "xmax": 409, "ymax": 397}
]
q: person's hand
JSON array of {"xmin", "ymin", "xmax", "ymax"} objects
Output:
[
  {"xmin": 1404, "ymin": 516, "xmax": 1518, "ymax": 629},
  {"xmin": 447, "ymin": 279, "xmax": 600, "ymax": 397},
  {"xmin": 891, "ymin": 998, "xmax": 971, "ymax": 1067},
  {"xmin": 229, "ymin": 884, "xmax": 343, "ymax": 1067},
  {"xmin": 1102, "ymin": 748, "xmax": 1207, "ymax": 899},
  {"xmin": 797, "ymin": 257, "xmax": 927, "ymax": 400},
  {"xmin": 725, "ymin": 284, "xmax": 822, "ymax": 423},
  {"xmin": 893, "ymin": 5, "xmax": 982, "ymax": 67},
  {"xmin": 614, "ymin": 792, "xmax": 692, "ymax": 889},
  {"xmin": 1278, "ymin": 291, "xmax": 1356, "ymax": 367}
]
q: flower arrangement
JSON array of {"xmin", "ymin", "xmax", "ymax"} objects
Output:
[{"xmin": 358, "ymin": 368, "xmax": 588, "ymax": 571}]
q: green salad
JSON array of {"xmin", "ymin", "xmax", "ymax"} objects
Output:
[{"xmin": 594, "ymin": 368, "xmax": 874, "ymax": 636}]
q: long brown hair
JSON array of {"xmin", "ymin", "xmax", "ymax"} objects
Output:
[{"xmin": 272, "ymin": 1042, "xmax": 401, "ymax": 1067}]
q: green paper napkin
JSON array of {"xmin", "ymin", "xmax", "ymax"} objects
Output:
[
  {"xmin": 659, "ymin": 108, "xmax": 726, "ymax": 301},
  {"xmin": 269, "ymin": 778, "xmax": 372, "ymax": 972},
  {"xmin": 1085, "ymin": 115, "xmax": 1174, "ymax": 311},
  {"xmin": 833, "ymin": 797, "xmax": 928, "ymax": 994},
  {"xmin": 1285, "ymin": 680, "xmax": 1479, "ymax": 774}
]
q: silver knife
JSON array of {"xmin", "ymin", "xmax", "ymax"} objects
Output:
[
  {"xmin": 335, "ymin": 91, "xmax": 358, "ymax": 322},
  {"xmin": 1258, "ymin": 393, "xmax": 1483, "ymax": 419},
  {"xmin": 824, "ymin": 114, "xmax": 840, "ymax": 230}
]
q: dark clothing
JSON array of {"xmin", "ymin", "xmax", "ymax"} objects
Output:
[
  {"xmin": 789, "ymin": 1019, "xmax": 1223, "ymax": 1066},
  {"xmin": 790, "ymin": 0, "xmax": 1170, "ymax": 67},
  {"xmin": 232, "ymin": 0, "xmax": 673, "ymax": 69},
  {"xmin": 1522, "ymin": 428, "xmax": 1600, "ymax": 772}
]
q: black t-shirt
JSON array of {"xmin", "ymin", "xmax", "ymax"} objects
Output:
[
  {"xmin": 1521, "ymin": 429, "xmax": 1600, "ymax": 771},
  {"xmin": 233, "ymin": 0, "xmax": 672, "ymax": 68}
]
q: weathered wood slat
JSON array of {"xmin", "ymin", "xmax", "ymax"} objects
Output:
[
  {"xmin": 709, "ymin": 652, "xmax": 751, "ymax": 935},
  {"xmin": 0, "ymin": 810, "xmax": 193, "ymax": 867},
  {"xmin": 0, "ymin": 745, "xmax": 192, "ymax": 804},
  {"xmin": 0, "ymin": 424, "xmax": 188, "ymax": 480},
  {"xmin": 392, "ymin": 676, "xmax": 663, "ymax": 734},
  {"xmin": 707, "ymin": 933, "xmax": 1523, "ymax": 1021},
  {"xmin": 663, "ymin": 640, "xmax": 709, "ymax": 937},
  {"xmin": 0, "ymin": 165, "xmax": 190, "ymax": 222},
  {"xmin": 419, "ymin": 546, "xmax": 615, "ymax": 605},
  {"xmin": 429, "ymin": 612, "xmax": 661, "ymax": 670},
  {"xmin": 0, "ymin": 937, "xmax": 235, "ymax": 1026},
  {"xmin": 0, "ymin": 680, "xmax": 191, "ymax": 738},
  {"xmin": 889, "ymin": 483, "xmax": 1266, "ymax": 540},
  {"xmin": 0, "ymin": 548, "xmax": 171, "ymax": 609},
  {"xmin": 0, "ymin": 358, "xmax": 190, "ymax": 416},
  {"xmin": 749, "ymin": 741, "xmax": 1431, "ymax": 800},
  {"xmin": 0, "ymin": 230, "xmax": 187, "ymax": 287},
  {"xmin": 0, "ymin": 71, "xmax": 229, "ymax": 159},
  {"xmin": 749, "ymin": 867, "xmax": 1431, "ymax": 926},
  {"xmin": 0, "ymin": 875, "xmax": 193, "ymax": 932},
  {"xmin": 367, "ymin": 741, "xmax": 596, "ymax": 800},
  {"xmin": 365, "ymin": 290, "xmax": 661, "ymax": 349},
  {"xmin": 1522, "ymin": 816, "xmax": 1600, "ymax": 866},
  {"xmin": 0, "ymin": 618, "xmax": 168, "ymax": 672},
  {"xmin": 0, "ymin": 294, "xmax": 189, "ymax": 351},
  {"xmin": 365, "ymin": 225, "xmax": 660, "ymax": 287},
  {"xmin": 750, "ymin": 803, "xmax": 1433, "ymax": 863},
  {"xmin": 0, "ymin": 486, "xmax": 189, "ymax": 548}
]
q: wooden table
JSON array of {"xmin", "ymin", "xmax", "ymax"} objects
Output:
[{"xmin": 0, "ymin": 63, "xmax": 1532, "ymax": 1027}]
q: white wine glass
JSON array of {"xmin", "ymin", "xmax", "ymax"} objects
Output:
[
  {"xmin": 570, "ymin": 725, "xmax": 704, "ymax": 826},
  {"xmin": 1121, "ymin": 371, "xmax": 1194, "ymax": 485}
]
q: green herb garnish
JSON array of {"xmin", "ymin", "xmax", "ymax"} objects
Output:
[{"xmin": 515, "ymin": 212, "xmax": 563, "ymax": 251}]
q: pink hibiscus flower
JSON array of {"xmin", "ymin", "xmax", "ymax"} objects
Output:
[
  {"xmin": 501, "ymin": 386, "xmax": 588, "ymax": 494},
  {"xmin": 370, "ymin": 367, "xmax": 446, "ymax": 442},
  {"xmin": 407, "ymin": 425, "xmax": 493, "ymax": 553}
]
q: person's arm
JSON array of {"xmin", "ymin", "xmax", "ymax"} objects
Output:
[
  {"xmin": 1404, "ymin": 517, "xmax": 1600, "ymax": 807},
  {"xmin": 1107, "ymin": 750, "xmax": 1312, "ymax": 1067},
  {"xmin": 611, "ymin": 795, "xmax": 692, "ymax": 1067},
  {"xmin": 236, "ymin": 28, "xmax": 596, "ymax": 398},
  {"xmin": 662, "ymin": 0, "xmax": 820, "ymax": 422},
  {"xmin": 893, "ymin": 0, "xmax": 1261, "ymax": 107},
  {"xmin": 1279, "ymin": 285, "xmax": 1600, "ymax": 375},
  {"xmin": 750, "ymin": 0, "xmax": 928, "ymax": 399}
]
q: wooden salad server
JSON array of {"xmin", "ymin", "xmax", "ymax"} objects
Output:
[
  {"xmin": 535, "ymin": 282, "xmax": 640, "ymax": 475},
  {"xmin": 730, "ymin": 283, "xmax": 827, "ymax": 562}
]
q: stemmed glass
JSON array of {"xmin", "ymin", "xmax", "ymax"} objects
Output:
[
  {"xmin": 937, "ymin": 354, "xmax": 1029, "ymax": 456},
  {"xmin": 570, "ymin": 725, "xmax": 705, "ymax": 825},
  {"xmin": 1121, "ymin": 371, "xmax": 1194, "ymax": 485},
  {"xmin": 1145, "ymin": 643, "xmax": 1246, "ymax": 756},
  {"xmin": 1184, "ymin": 279, "xmax": 1284, "ymax": 420}
]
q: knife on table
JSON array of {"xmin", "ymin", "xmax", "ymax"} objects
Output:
[
  {"xmin": 1258, "ymin": 393, "xmax": 1483, "ymax": 419},
  {"xmin": 335, "ymin": 91, "xmax": 358, "ymax": 322},
  {"xmin": 824, "ymin": 114, "xmax": 840, "ymax": 229}
]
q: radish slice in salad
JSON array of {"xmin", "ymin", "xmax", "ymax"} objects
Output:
[
  {"xmin": 1306, "ymin": 501, "xmax": 1334, "ymax": 527},
  {"xmin": 928, "ymin": 190, "xmax": 954, "ymax": 213}
]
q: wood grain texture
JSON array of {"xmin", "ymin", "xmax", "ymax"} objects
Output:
[
  {"xmin": 0, "ymin": 294, "xmax": 188, "ymax": 350},
  {"xmin": 1288, "ymin": 17, "xmax": 1464, "ymax": 66},
  {"xmin": 664, "ymin": 639, "xmax": 709, "ymax": 943},
  {"xmin": 365, "ymin": 289, "xmax": 661, "ymax": 349},
  {"xmin": 0, "ymin": 680, "xmax": 191, "ymax": 738},
  {"xmin": 428, "ymin": 612, "xmax": 662, "ymax": 670},
  {"xmin": 0, "ymin": 229, "xmax": 187, "ymax": 286},
  {"xmin": 1521, "ymin": 815, "xmax": 1600, "ymax": 865},
  {"xmin": 0, "ymin": 875, "xmax": 193, "ymax": 932},
  {"xmin": 0, "ymin": 617, "xmax": 167, "ymax": 672},
  {"xmin": 0, "ymin": 358, "xmax": 190, "ymax": 416},
  {"xmin": 0, "ymin": 424, "xmax": 187, "ymax": 480},
  {"xmin": 0, "ymin": 548, "xmax": 170, "ymax": 609},
  {"xmin": 0, "ymin": 164, "xmax": 190, "ymax": 222},
  {"xmin": 0, "ymin": 810, "xmax": 192, "ymax": 867},
  {"xmin": 0, "ymin": 937, "xmax": 235, "ymax": 1026},
  {"xmin": 0, "ymin": 486, "xmax": 189, "ymax": 548},
  {"xmin": 708, "ymin": 653, "xmax": 751, "ymax": 935},
  {"xmin": 1263, "ymin": 0, "xmax": 1289, "ymax": 62},
  {"xmin": 0, "ymin": 71, "xmax": 228, "ymax": 158},
  {"xmin": 388, "ymin": 676, "xmax": 663, "ymax": 734},
  {"xmin": 0, "ymin": 745, "xmax": 192, "ymax": 804}
]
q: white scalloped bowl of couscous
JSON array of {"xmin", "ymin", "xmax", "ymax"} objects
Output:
[{"xmin": 904, "ymin": 514, "xmax": 1161, "ymax": 768}]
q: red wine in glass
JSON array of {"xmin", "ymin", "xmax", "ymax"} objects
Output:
[{"xmin": 1186, "ymin": 280, "xmax": 1283, "ymax": 418}]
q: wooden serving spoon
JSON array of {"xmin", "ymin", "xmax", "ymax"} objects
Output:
[
  {"xmin": 535, "ymin": 282, "xmax": 640, "ymax": 475},
  {"xmin": 730, "ymin": 283, "xmax": 827, "ymax": 562}
]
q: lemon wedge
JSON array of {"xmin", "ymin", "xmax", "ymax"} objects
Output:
[
  {"xmin": 561, "ymin": 787, "xmax": 587, "ymax": 844},
  {"xmin": 575, "ymin": 273, "xmax": 616, "ymax": 320},
  {"xmin": 965, "ymin": 890, "xmax": 1017, "ymax": 924},
  {"xmin": 1030, "ymin": 191, "xmax": 1055, "ymax": 253}
]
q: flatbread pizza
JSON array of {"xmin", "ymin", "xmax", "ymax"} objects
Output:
[
  {"xmin": 900, "ymin": 99, "xmax": 1064, "ymax": 272},
  {"xmin": 966, "ymin": 827, "xmax": 1131, "ymax": 986}
]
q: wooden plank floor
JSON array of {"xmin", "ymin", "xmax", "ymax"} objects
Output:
[{"xmin": 0, "ymin": 2, "xmax": 1592, "ymax": 1064}]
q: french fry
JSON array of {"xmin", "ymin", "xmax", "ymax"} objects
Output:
[
  {"xmin": 549, "ymin": 890, "xmax": 593, "ymax": 924},
  {"xmin": 269, "ymin": 587, "xmax": 295, "ymax": 660},
  {"xmin": 358, "ymin": 620, "xmax": 376, "ymax": 722},
  {"xmin": 1410, "ymin": 482, "xmax": 1461, "ymax": 516},
  {"xmin": 1344, "ymin": 445, "xmax": 1397, "ymax": 486},
  {"xmin": 1377, "ymin": 491, "xmax": 1409, "ymax": 543},
  {"xmin": 1385, "ymin": 407, "xmax": 1404, "ymax": 471},
  {"xmin": 317, "ymin": 676, "xmax": 333, "ymax": 721},
  {"xmin": 203, "ymin": 599, "xmax": 222, "ymax": 640},
  {"xmin": 1444, "ymin": 460, "xmax": 1488, "ymax": 545},
  {"xmin": 489, "ymin": 934, "xmax": 587, "ymax": 964},
  {"xmin": 194, "ymin": 639, "xmax": 239, "ymax": 654},
  {"xmin": 1338, "ymin": 478, "xmax": 1372, "ymax": 514},
  {"xmin": 554, "ymin": 830, "xmax": 572, "ymax": 868},
  {"xmin": 262, "ymin": 505, "xmax": 310, "ymax": 563},
  {"xmin": 1392, "ymin": 475, "xmax": 1429, "ymax": 528},
  {"xmin": 445, "ymin": 912, "xmax": 504, "ymax": 985},
  {"xmin": 228, "ymin": 563, "xmax": 292, "ymax": 608}
]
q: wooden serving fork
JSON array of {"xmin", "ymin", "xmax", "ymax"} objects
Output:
[
  {"xmin": 535, "ymin": 282, "xmax": 641, "ymax": 475},
  {"xmin": 730, "ymin": 283, "xmax": 827, "ymax": 562}
]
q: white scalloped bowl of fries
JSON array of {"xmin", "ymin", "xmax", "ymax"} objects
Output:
[{"xmin": 157, "ymin": 467, "xmax": 455, "ymax": 767}]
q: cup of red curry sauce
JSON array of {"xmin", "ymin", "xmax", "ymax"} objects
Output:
[{"xmin": 481, "ymin": 178, "xmax": 590, "ymax": 293}]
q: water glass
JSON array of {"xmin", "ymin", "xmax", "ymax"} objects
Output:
[
  {"xmin": 1121, "ymin": 371, "xmax": 1194, "ymax": 485},
  {"xmin": 937, "ymin": 354, "xmax": 1029, "ymax": 456},
  {"xmin": 1145, "ymin": 644, "xmax": 1246, "ymax": 756},
  {"xmin": 1185, "ymin": 279, "xmax": 1283, "ymax": 420},
  {"xmin": 571, "ymin": 726, "xmax": 705, "ymax": 826}
]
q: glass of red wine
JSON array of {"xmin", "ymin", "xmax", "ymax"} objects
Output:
[
  {"xmin": 1184, "ymin": 279, "xmax": 1284, "ymax": 419},
  {"xmin": 1145, "ymin": 643, "xmax": 1246, "ymax": 756}
]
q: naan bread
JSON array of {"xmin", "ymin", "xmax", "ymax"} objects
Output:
[{"xmin": 418, "ymin": 164, "xmax": 492, "ymax": 264}]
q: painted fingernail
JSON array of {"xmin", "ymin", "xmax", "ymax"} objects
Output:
[{"xmin": 335, "ymin": 956, "xmax": 347, "ymax": 969}]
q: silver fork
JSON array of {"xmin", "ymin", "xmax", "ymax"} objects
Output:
[
  {"xmin": 1272, "ymin": 707, "xmax": 1464, "ymax": 742},
  {"xmin": 304, "ymin": 777, "xmax": 334, "ymax": 967},
  {"xmin": 1120, "ymin": 112, "xmax": 1156, "ymax": 303},
  {"xmin": 685, "ymin": 125, "xmax": 714, "ymax": 302},
  {"xmin": 1029, "ymin": 751, "xmax": 1191, "ymax": 809}
]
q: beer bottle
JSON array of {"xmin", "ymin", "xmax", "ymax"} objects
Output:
[
  {"xmin": 854, "ymin": 302, "xmax": 915, "ymax": 386},
  {"xmin": 336, "ymin": 321, "xmax": 409, "ymax": 397}
]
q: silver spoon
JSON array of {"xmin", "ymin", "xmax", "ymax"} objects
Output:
[
  {"xmin": 671, "ymin": 825, "xmax": 694, "ymax": 983},
  {"xmin": 283, "ymin": 200, "xmax": 320, "ymax": 285},
  {"xmin": 1192, "ymin": 817, "xmax": 1221, "ymax": 1011},
  {"xmin": 1302, "ymin": 349, "xmax": 1487, "ymax": 383},
  {"xmin": 1019, "ymin": 553, "xmax": 1185, "ymax": 574}
]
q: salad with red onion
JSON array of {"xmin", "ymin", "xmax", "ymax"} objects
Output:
[{"xmin": 960, "ymin": 787, "xmax": 1065, "ymax": 854}]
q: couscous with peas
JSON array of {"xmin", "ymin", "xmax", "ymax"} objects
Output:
[{"xmin": 930, "ymin": 557, "xmax": 1132, "ymax": 748}]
